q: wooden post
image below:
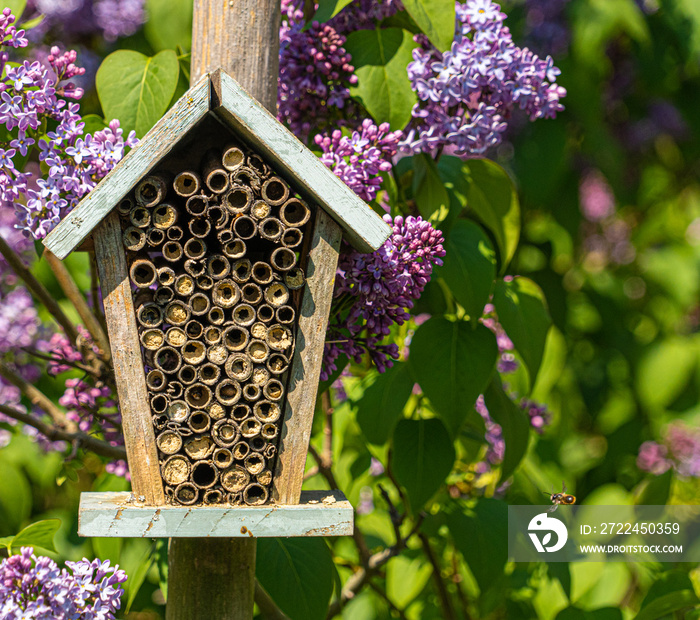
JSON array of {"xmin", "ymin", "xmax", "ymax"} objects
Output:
[{"xmin": 167, "ymin": 2, "xmax": 280, "ymax": 618}]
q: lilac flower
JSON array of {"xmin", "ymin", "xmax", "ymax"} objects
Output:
[
  {"xmin": 403, "ymin": 0, "xmax": 566, "ymax": 156},
  {"xmin": 93, "ymin": 0, "xmax": 145, "ymax": 41},
  {"xmin": 579, "ymin": 169, "xmax": 615, "ymax": 222},
  {"xmin": 481, "ymin": 303, "xmax": 519, "ymax": 373},
  {"xmin": 0, "ymin": 287, "xmax": 40, "ymax": 353},
  {"xmin": 328, "ymin": 0, "xmax": 401, "ymax": 34},
  {"xmin": 637, "ymin": 441, "xmax": 673, "ymax": 475},
  {"xmin": 639, "ymin": 423, "xmax": 700, "ymax": 478}
]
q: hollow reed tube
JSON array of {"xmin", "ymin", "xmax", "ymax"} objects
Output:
[
  {"xmin": 213, "ymin": 448, "xmax": 234, "ymax": 469},
  {"xmin": 162, "ymin": 455, "xmax": 191, "ymax": 486},
  {"xmin": 130, "ymin": 259, "xmax": 157, "ymax": 288},
  {"xmin": 203, "ymin": 149, "xmax": 230, "ymax": 194},
  {"xmin": 259, "ymin": 217, "xmax": 283, "ymax": 242},
  {"xmin": 156, "ymin": 430, "xmax": 182, "ymax": 455},
  {"xmin": 135, "ymin": 172, "xmax": 170, "ymax": 207},
  {"xmin": 222, "ymin": 144, "xmax": 245, "ymax": 171},
  {"xmin": 280, "ymin": 197, "xmax": 311, "ymax": 227},
  {"xmin": 284, "ymin": 267, "xmax": 305, "ymax": 290},
  {"xmin": 184, "ymin": 435, "xmax": 215, "ymax": 460},
  {"xmin": 146, "ymin": 227, "xmax": 166, "ymax": 247},
  {"xmin": 212, "ymin": 419, "xmax": 241, "ymax": 448},
  {"xmin": 178, "ymin": 364, "xmax": 197, "ymax": 385},
  {"xmin": 251, "ymin": 200, "xmax": 270, "ymax": 220},
  {"xmin": 251, "ymin": 262, "xmax": 273, "ymax": 285},
  {"xmin": 281, "ymin": 227, "xmax": 303, "ymax": 248},
  {"xmin": 140, "ymin": 328, "xmax": 165, "ymax": 351},
  {"xmin": 233, "ymin": 215, "xmax": 257, "ymax": 240},
  {"xmin": 153, "ymin": 203, "xmax": 178, "ymax": 229},
  {"xmin": 162, "ymin": 240, "xmax": 183, "ymax": 262},
  {"xmin": 261, "ymin": 176, "xmax": 289, "ymax": 206},
  {"xmin": 212, "ymin": 279, "xmax": 241, "ymax": 308},
  {"xmin": 207, "ymin": 254, "xmax": 231, "ymax": 280},
  {"xmin": 188, "ymin": 217, "xmax": 211, "ymax": 238},
  {"xmin": 220, "ymin": 465, "xmax": 249, "ymax": 493},
  {"xmin": 165, "ymin": 326, "xmax": 187, "ymax": 347},
  {"xmin": 192, "ymin": 460, "xmax": 219, "ymax": 489},
  {"xmin": 223, "ymin": 239, "xmax": 246, "ymax": 260},
  {"xmin": 190, "ymin": 293, "xmax": 210, "ymax": 316},
  {"xmin": 122, "ymin": 227, "xmax": 146, "ymax": 252},
  {"xmin": 198, "ymin": 363, "xmax": 220, "ymax": 385},
  {"xmin": 232, "ymin": 303, "xmax": 256, "ymax": 327},
  {"xmin": 231, "ymin": 259, "xmax": 252, "ymax": 283},
  {"xmin": 146, "ymin": 369, "xmax": 167, "ymax": 392},
  {"xmin": 129, "ymin": 205, "xmax": 151, "ymax": 228},
  {"xmin": 186, "ymin": 194, "xmax": 209, "ymax": 217},
  {"xmin": 173, "ymin": 171, "xmax": 201, "ymax": 197},
  {"xmin": 224, "ymin": 185, "xmax": 253, "ymax": 214},
  {"xmin": 208, "ymin": 204, "xmax": 229, "ymax": 229},
  {"xmin": 243, "ymin": 483, "xmax": 268, "ymax": 506},
  {"xmin": 184, "ymin": 237, "xmax": 207, "ymax": 260},
  {"xmin": 270, "ymin": 247, "xmax": 297, "ymax": 272}
]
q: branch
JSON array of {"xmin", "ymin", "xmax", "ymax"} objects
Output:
[
  {"xmin": 255, "ymin": 581, "xmax": 290, "ymax": 620},
  {"xmin": 419, "ymin": 532, "xmax": 458, "ymax": 620},
  {"xmin": 0, "ymin": 403, "xmax": 127, "ymax": 460},
  {"xmin": 0, "ymin": 235, "xmax": 79, "ymax": 344}
]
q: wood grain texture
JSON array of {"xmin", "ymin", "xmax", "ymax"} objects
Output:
[
  {"xmin": 273, "ymin": 209, "xmax": 342, "ymax": 504},
  {"xmin": 167, "ymin": 538, "xmax": 256, "ymax": 620},
  {"xmin": 78, "ymin": 490, "xmax": 353, "ymax": 537},
  {"xmin": 214, "ymin": 70, "xmax": 391, "ymax": 253},
  {"xmin": 94, "ymin": 212, "xmax": 164, "ymax": 505},
  {"xmin": 191, "ymin": 0, "xmax": 280, "ymax": 112},
  {"xmin": 43, "ymin": 76, "xmax": 210, "ymax": 260}
]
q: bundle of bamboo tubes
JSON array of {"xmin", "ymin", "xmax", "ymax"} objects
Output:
[{"xmin": 118, "ymin": 142, "xmax": 312, "ymax": 506}]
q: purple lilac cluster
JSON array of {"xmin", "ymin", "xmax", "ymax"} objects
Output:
[
  {"xmin": 637, "ymin": 423, "xmax": 700, "ymax": 478},
  {"xmin": 0, "ymin": 547, "xmax": 127, "ymax": 619},
  {"xmin": 328, "ymin": 0, "xmax": 401, "ymax": 34},
  {"xmin": 315, "ymin": 120, "xmax": 403, "ymax": 202},
  {"xmin": 481, "ymin": 302, "xmax": 518, "ymax": 373},
  {"xmin": 322, "ymin": 215, "xmax": 445, "ymax": 379},
  {"xmin": 402, "ymin": 0, "xmax": 566, "ymax": 156},
  {"xmin": 0, "ymin": 22, "xmax": 137, "ymax": 239},
  {"xmin": 523, "ymin": 0, "xmax": 571, "ymax": 57}
]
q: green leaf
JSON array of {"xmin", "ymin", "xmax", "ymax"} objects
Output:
[
  {"xmin": 9, "ymin": 519, "xmax": 61, "ymax": 554},
  {"xmin": 483, "ymin": 377, "xmax": 530, "ymax": 481},
  {"xmin": 493, "ymin": 277, "xmax": 551, "ymax": 385},
  {"xmin": 386, "ymin": 555, "xmax": 432, "ymax": 608},
  {"xmin": 356, "ymin": 363, "xmax": 415, "ymax": 445},
  {"xmin": 463, "ymin": 159, "xmax": 520, "ymax": 270},
  {"xmin": 5, "ymin": 0, "xmax": 27, "ymax": 20},
  {"xmin": 634, "ymin": 590, "xmax": 700, "ymax": 620},
  {"xmin": 391, "ymin": 418, "xmax": 455, "ymax": 511},
  {"xmin": 438, "ymin": 220, "xmax": 496, "ymax": 320},
  {"xmin": 408, "ymin": 318, "xmax": 498, "ymax": 434},
  {"xmin": 144, "ymin": 0, "xmax": 193, "ymax": 51},
  {"xmin": 125, "ymin": 543, "xmax": 156, "ymax": 613},
  {"xmin": 637, "ymin": 469, "xmax": 673, "ymax": 505},
  {"xmin": 0, "ymin": 462, "xmax": 31, "ymax": 531},
  {"xmin": 400, "ymin": 0, "xmax": 455, "ymax": 52},
  {"xmin": 311, "ymin": 0, "xmax": 354, "ymax": 23},
  {"xmin": 96, "ymin": 50, "xmax": 179, "ymax": 138},
  {"xmin": 257, "ymin": 538, "xmax": 335, "ymax": 620},
  {"xmin": 412, "ymin": 154, "xmax": 450, "ymax": 223},
  {"xmin": 345, "ymin": 28, "xmax": 417, "ymax": 130},
  {"xmin": 636, "ymin": 336, "xmax": 697, "ymax": 410},
  {"xmin": 556, "ymin": 607, "xmax": 622, "ymax": 620},
  {"xmin": 20, "ymin": 14, "xmax": 45, "ymax": 30},
  {"xmin": 81, "ymin": 114, "xmax": 108, "ymax": 135},
  {"xmin": 0, "ymin": 536, "xmax": 13, "ymax": 550}
]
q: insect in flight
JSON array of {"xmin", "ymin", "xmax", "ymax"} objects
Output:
[{"xmin": 543, "ymin": 482, "xmax": 576, "ymax": 513}]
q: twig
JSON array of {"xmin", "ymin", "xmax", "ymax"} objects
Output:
[
  {"xmin": 419, "ymin": 532, "xmax": 457, "ymax": 620},
  {"xmin": 23, "ymin": 347, "xmax": 101, "ymax": 377},
  {"xmin": 0, "ymin": 235, "xmax": 80, "ymax": 344},
  {"xmin": 450, "ymin": 551, "xmax": 472, "ymax": 619},
  {"xmin": 303, "ymin": 465, "xmax": 319, "ymax": 481},
  {"xmin": 255, "ymin": 581, "xmax": 290, "ymax": 620},
  {"xmin": 44, "ymin": 249, "xmax": 111, "ymax": 363},
  {"xmin": 0, "ymin": 403, "xmax": 127, "ymax": 460}
]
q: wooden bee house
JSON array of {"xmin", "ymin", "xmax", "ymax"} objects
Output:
[{"xmin": 43, "ymin": 70, "xmax": 390, "ymax": 536}]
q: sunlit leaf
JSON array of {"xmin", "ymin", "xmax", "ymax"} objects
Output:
[
  {"xmin": 400, "ymin": 0, "xmax": 455, "ymax": 52},
  {"xmin": 144, "ymin": 0, "xmax": 192, "ymax": 51},
  {"xmin": 10, "ymin": 519, "xmax": 61, "ymax": 554},
  {"xmin": 311, "ymin": 0, "xmax": 354, "ymax": 23}
]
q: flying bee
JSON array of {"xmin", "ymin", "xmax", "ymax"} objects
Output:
[{"xmin": 543, "ymin": 482, "xmax": 576, "ymax": 513}]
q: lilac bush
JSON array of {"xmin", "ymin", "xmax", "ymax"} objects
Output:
[{"xmin": 637, "ymin": 423, "xmax": 700, "ymax": 478}]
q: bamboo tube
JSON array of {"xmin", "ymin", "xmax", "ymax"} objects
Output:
[
  {"xmin": 190, "ymin": 293, "xmax": 210, "ymax": 316},
  {"xmin": 137, "ymin": 303, "xmax": 163, "ymax": 328},
  {"xmin": 170, "ymin": 424, "xmax": 192, "ymax": 437},
  {"xmin": 155, "ymin": 346, "xmax": 182, "ymax": 374},
  {"xmin": 241, "ymin": 283, "xmax": 263, "ymax": 305},
  {"xmin": 222, "ymin": 325, "xmax": 249, "ymax": 352},
  {"xmin": 147, "ymin": 227, "xmax": 166, "ymax": 247},
  {"xmin": 231, "ymin": 259, "xmax": 252, "ymax": 283},
  {"xmin": 232, "ymin": 214, "xmax": 257, "ymax": 240},
  {"xmin": 261, "ymin": 177, "xmax": 289, "ymax": 206},
  {"xmin": 185, "ymin": 383, "xmax": 212, "ymax": 409},
  {"xmin": 186, "ymin": 194, "xmax": 209, "ymax": 217},
  {"xmin": 178, "ymin": 364, "xmax": 197, "ymax": 385},
  {"xmin": 162, "ymin": 455, "xmax": 191, "ymax": 486},
  {"xmin": 270, "ymin": 247, "xmax": 297, "ymax": 272},
  {"xmin": 259, "ymin": 217, "xmax": 283, "ymax": 242},
  {"xmin": 156, "ymin": 430, "xmax": 182, "ymax": 455},
  {"xmin": 204, "ymin": 489, "xmax": 224, "ymax": 504},
  {"xmin": 203, "ymin": 150, "xmax": 231, "ymax": 194},
  {"xmin": 257, "ymin": 469, "xmax": 273, "ymax": 486},
  {"xmin": 150, "ymin": 393, "xmax": 169, "ymax": 414},
  {"xmin": 264, "ymin": 282, "xmax": 290, "ymax": 307},
  {"xmin": 231, "ymin": 166, "xmax": 262, "ymax": 191},
  {"xmin": 185, "ymin": 319, "xmax": 203, "ymax": 340},
  {"xmin": 162, "ymin": 240, "xmax": 183, "ymax": 262},
  {"xmin": 275, "ymin": 305, "xmax": 295, "ymax": 324},
  {"xmin": 153, "ymin": 203, "xmax": 179, "ymax": 229},
  {"xmin": 257, "ymin": 304, "xmax": 274, "ymax": 323},
  {"xmin": 244, "ymin": 453, "xmax": 265, "ymax": 476},
  {"xmin": 188, "ymin": 411, "xmax": 211, "ymax": 434},
  {"xmin": 261, "ymin": 423, "xmax": 278, "ymax": 440},
  {"xmin": 231, "ymin": 404, "xmax": 251, "ymax": 421},
  {"xmin": 212, "ymin": 279, "xmax": 241, "ymax": 308},
  {"xmin": 222, "ymin": 239, "xmax": 247, "ymax": 260},
  {"xmin": 217, "ymin": 229, "xmax": 234, "ymax": 244},
  {"xmin": 280, "ymin": 197, "xmax": 311, "ymax": 228},
  {"xmin": 209, "ymin": 401, "xmax": 226, "ymax": 420},
  {"xmin": 184, "ymin": 435, "xmax": 215, "ymax": 460},
  {"xmin": 232, "ymin": 441, "xmax": 250, "ymax": 461},
  {"xmin": 130, "ymin": 205, "xmax": 151, "ymax": 228},
  {"xmin": 165, "ymin": 300, "xmax": 190, "ymax": 326},
  {"xmin": 224, "ymin": 185, "xmax": 253, "ymax": 214},
  {"xmin": 243, "ymin": 483, "xmax": 268, "ymax": 506},
  {"xmin": 140, "ymin": 328, "xmax": 165, "ymax": 351},
  {"xmin": 251, "ymin": 366, "xmax": 270, "ymax": 386},
  {"xmin": 166, "ymin": 381, "xmax": 184, "ymax": 400},
  {"xmin": 253, "ymin": 400, "xmax": 281, "ymax": 423},
  {"xmin": 173, "ymin": 482, "xmax": 198, "ymax": 505},
  {"xmin": 243, "ymin": 384, "xmax": 261, "ymax": 401},
  {"xmin": 249, "ymin": 436, "xmax": 265, "ymax": 452},
  {"xmin": 251, "ymin": 262, "xmax": 273, "ymax": 286},
  {"xmin": 153, "ymin": 414, "xmax": 168, "ymax": 431},
  {"xmin": 251, "ymin": 200, "xmax": 271, "ymax": 220},
  {"xmin": 122, "ymin": 226, "xmax": 146, "ymax": 251},
  {"xmin": 182, "ymin": 340, "xmax": 206, "ymax": 365},
  {"xmin": 250, "ymin": 322, "xmax": 267, "ymax": 340},
  {"xmin": 196, "ymin": 274, "xmax": 214, "ymax": 291},
  {"xmin": 208, "ymin": 204, "xmax": 229, "ymax": 229},
  {"xmin": 247, "ymin": 339, "xmax": 270, "ymax": 363},
  {"xmin": 213, "ymin": 448, "xmax": 234, "ymax": 469},
  {"xmin": 174, "ymin": 274, "xmax": 195, "ymax": 297},
  {"xmin": 233, "ymin": 303, "xmax": 256, "ymax": 327},
  {"xmin": 184, "ymin": 259, "xmax": 206, "ymax": 278},
  {"xmin": 135, "ymin": 172, "xmax": 170, "ymax": 207},
  {"xmin": 146, "ymin": 369, "xmax": 167, "ymax": 392},
  {"xmin": 206, "ymin": 344, "xmax": 228, "ymax": 365},
  {"xmin": 215, "ymin": 379, "xmax": 242, "ymax": 406},
  {"xmin": 174, "ymin": 171, "xmax": 201, "ymax": 197},
  {"xmin": 133, "ymin": 288, "xmax": 154, "ymax": 307},
  {"xmin": 189, "ymin": 217, "xmax": 211, "ymax": 238},
  {"xmin": 227, "ymin": 492, "xmax": 243, "ymax": 504},
  {"xmin": 165, "ymin": 327, "xmax": 187, "ymax": 347},
  {"xmin": 263, "ymin": 444, "xmax": 277, "ymax": 459},
  {"xmin": 192, "ymin": 460, "xmax": 219, "ymax": 489},
  {"xmin": 222, "ymin": 144, "xmax": 245, "ymax": 172},
  {"xmin": 167, "ymin": 225, "xmax": 184, "ymax": 241},
  {"xmin": 207, "ymin": 254, "xmax": 231, "ymax": 280},
  {"xmin": 117, "ymin": 195, "xmax": 134, "ymax": 216},
  {"xmin": 184, "ymin": 238, "xmax": 207, "ymax": 260},
  {"xmin": 207, "ymin": 306, "xmax": 225, "ymax": 325},
  {"xmin": 266, "ymin": 324, "xmax": 293, "ymax": 352},
  {"xmin": 157, "ymin": 266, "xmax": 176, "ymax": 286},
  {"xmin": 198, "ymin": 362, "xmax": 220, "ymax": 385},
  {"xmin": 284, "ymin": 267, "xmax": 306, "ymax": 291},
  {"xmin": 212, "ymin": 418, "xmax": 241, "ymax": 448},
  {"xmin": 247, "ymin": 153, "xmax": 269, "ymax": 178},
  {"xmin": 220, "ymin": 465, "xmax": 249, "ymax": 493},
  {"xmin": 204, "ymin": 326, "xmax": 222, "ymax": 346},
  {"xmin": 240, "ymin": 417, "xmax": 261, "ymax": 438},
  {"xmin": 263, "ymin": 379, "xmax": 284, "ymax": 401},
  {"xmin": 281, "ymin": 227, "xmax": 303, "ymax": 248}
]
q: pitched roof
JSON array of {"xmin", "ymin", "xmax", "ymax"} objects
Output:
[{"xmin": 43, "ymin": 70, "xmax": 391, "ymax": 259}]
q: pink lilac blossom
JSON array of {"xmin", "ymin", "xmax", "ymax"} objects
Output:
[
  {"xmin": 579, "ymin": 169, "xmax": 615, "ymax": 222},
  {"xmin": 402, "ymin": 0, "xmax": 566, "ymax": 156},
  {"xmin": 315, "ymin": 120, "xmax": 402, "ymax": 202},
  {"xmin": 481, "ymin": 303, "xmax": 519, "ymax": 373},
  {"xmin": 638, "ymin": 423, "xmax": 700, "ymax": 478},
  {"xmin": 0, "ymin": 547, "xmax": 127, "ymax": 619}
]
